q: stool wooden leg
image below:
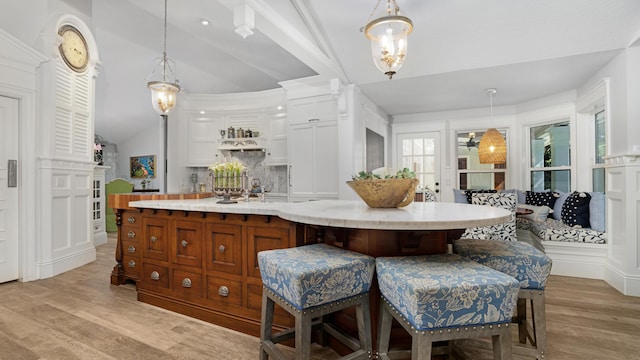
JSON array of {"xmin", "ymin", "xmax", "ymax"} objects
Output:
[
  {"xmin": 377, "ymin": 302, "xmax": 393, "ymax": 359},
  {"xmin": 412, "ymin": 335, "xmax": 432, "ymax": 360},
  {"xmin": 532, "ymin": 293, "xmax": 548, "ymax": 358},
  {"xmin": 295, "ymin": 313, "xmax": 312, "ymax": 360},
  {"xmin": 260, "ymin": 291, "xmax": 274, "ymax": 360},
  {"xmin": 492, "ymin": 330, "xmax": 513, "ymax": 360},
  {"xmin": 355, "ymin": 296, "xmax": 372, "ymax": 354}
]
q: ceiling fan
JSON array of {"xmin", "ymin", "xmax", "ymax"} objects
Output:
[{"xmin": 459, "ymin": 132, "xmax": 478, "ymax": 149}]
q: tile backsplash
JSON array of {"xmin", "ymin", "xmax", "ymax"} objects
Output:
[{"xmin": 188, "ymin": 151, "xmax": 287, "ymax": 195}]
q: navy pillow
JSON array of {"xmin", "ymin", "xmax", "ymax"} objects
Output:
[
  {"xmin": 526, "ymin": 191, "xmax": 558, "ymax": 218},
  {"xmin": 561, "ymin": 192, "xmax": 591, "ymax": 228},
  {"xmin": 465, "ymin": 189, "xmax": 497, "ymax": 204}
]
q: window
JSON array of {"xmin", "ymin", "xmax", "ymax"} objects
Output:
[
  {"xmin": 456, "ymin": 130, "xmax": 507, "ymax": 190},
  {"xmin": 529, "ymin": 121, "xmax": 571, "ymax": 192},
  {"xmin": 592, "ymin": 110, "xmax": 606, "ymax": 192}
]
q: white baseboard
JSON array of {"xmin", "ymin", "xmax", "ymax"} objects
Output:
[
  {"xmin": 604, "ymin": 264, "xmax": 640, "ymax": 297},
  {"xmin": 94, "ymin": 231, "xmax": 108, "ymax": 246},
  {"xmin": 542, "ymin": 241, "xmax": 607, "ymax": 280},
  {"xmin": 37, "ymin": 246, "xmax": 97, "ymax": 280}
]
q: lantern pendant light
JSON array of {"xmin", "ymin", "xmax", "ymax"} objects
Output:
[
  {"xmin": 478, "ymin": 88, "xmax": 507, "ymax": 164},
  {"xmin": 364, "ymin": 0, "xmax": 413, "ymax": 79},
  {"xmin": 147, "ymin": 0, "xmax": 180, "ymax": 115}
]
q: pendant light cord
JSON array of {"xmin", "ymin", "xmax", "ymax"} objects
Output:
[{"xmin": 162, "ymin": 0, "xmax": 168, "ymax": 82}]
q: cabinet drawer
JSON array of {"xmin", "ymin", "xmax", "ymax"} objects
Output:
[
  {"xmin": 246, "ymin": 226, "xmax": 291, "ymax": 279},
  {"xmin": 142, "ymin": 218, "xmax": 169, "ymax": 262},
  {"xmin": 122, "ymin": 211, "xmax": 141, "ymax": 227},
  {"xmin": 173, "ymin": 220, "xmax": 202, "ymax": 268},
  {"xmin": 172, "ymin": 269, "xmax": 203, "ymax": 299},
  {"xmin": 142, "ymin": 263, "xmax": 169, "ymax": 290},
  {"xmin": 123, "ymin": 239, "xmax": 140, "ymax": 256},
  {"xmin": 207, "ymin": 276, "xmax": 242, "ymax": 308},
  {"xmin": 121, "ymin": 225, "xmax": 140, "ymax": 242},
  {"xmin": 122, "ymin": 254, "xmax": 141, "ymax": 276},
  {"xmin": 204, "ymin": 223, "xmax": 242, "ymax": 275}
]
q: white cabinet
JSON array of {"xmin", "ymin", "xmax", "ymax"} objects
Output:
[
  {"xmin": 288, "ymin": 96, "xmax": 339, "ymax": 201},
  {"xmin": 92, "ymin": 166, "xmax": 107, "ymax": 246},
  {"xmin": 187, "ymin": 113, "xmax": 224, "ymax": 166},
  {"xmin": 288, "ymin": 95, "xmax": 338, "ymax": 125},
  {"xmin": 266, "ymin": 109, "xmax": 288, "ymax": 166}
]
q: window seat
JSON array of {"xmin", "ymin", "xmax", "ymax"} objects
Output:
[{"xmin": 516, "ymin": 218, "xmax": 607, "ymax": 280}]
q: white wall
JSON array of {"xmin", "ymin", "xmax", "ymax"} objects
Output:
[{"xmin": 116, "ymin": 119, "xmax": 162, "ymax": 190}]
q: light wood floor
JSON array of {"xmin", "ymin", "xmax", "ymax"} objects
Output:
[{"xmin": 2, "ymin": 234, "xmax": 640, "ymax": 360}]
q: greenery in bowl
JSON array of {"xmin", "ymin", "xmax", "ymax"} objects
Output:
[{"xmin": 351, "ymin": 167, "xmax": 416, "ymax": 181}]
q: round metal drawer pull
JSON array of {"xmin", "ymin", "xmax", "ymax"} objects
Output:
[
  {"xmin": 127, "ymin": 216, "xmax": 136, "ymax": 224},
  {"xmin": 218, "ymin": 286, "xmax": 229, "ymax": 297},
  {"xmin": 150, "ymin": 271, "xmax": 160, "ymax": 281},
  {"xmin": 218, "ymin": 245, "xmax": 225, "ymax": 253},
  {"xmin": 127, "ymin": 231, "xmax": 136, "ymax": 238},
  {"xmin": 181, "ymin": 240, "xmax": 188, "ymax": 248},
  {"xmin": 128, "ymin": 260, "xmax": 136, "ymax": 268},
  {"xmin": 182, "ymin": 278, "xmax": 192, "ymax": 288},
  {"xmin": 127, "ymin": 245, "xmax": 136, "ymax": 254},
  {"xmin": 151, "ymin": 236, "xmax": 157, "ymax": 243}
]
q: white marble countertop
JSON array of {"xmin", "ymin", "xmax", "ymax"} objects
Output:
[{"xmin": 129, "ymin": 198, "xmax": 510, "ymax": 230}]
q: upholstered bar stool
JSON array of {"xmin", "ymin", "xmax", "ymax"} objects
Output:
[
  {"xmin": 257, "ymin": 244, "xmax": 375, "ymax": 360},
  {"xmin": 376, "ymin": 254, "xmax": 520, "ymax": 360},
  {"xmin": 454, "ymin": 239, "xmax": 552, "ymax": 359}
]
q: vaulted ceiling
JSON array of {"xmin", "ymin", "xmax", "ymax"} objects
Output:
[{"xmin": 91, "ymin": 0, "xmax": 640, "ymax": 143}]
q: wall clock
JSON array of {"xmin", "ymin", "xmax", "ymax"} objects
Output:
[{"xmin": 58, "ymin": 24, "xmax": 89, "ymax": 72}]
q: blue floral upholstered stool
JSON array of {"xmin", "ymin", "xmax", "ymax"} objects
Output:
[
  {"xmin": 454, "ymin": 239, "xmax": 553, "ymax": 359},
  {"xmin": 376, "ymin": 254, "xmax": 520, "ymax": 360},
  {"xmin": 257, "ymin": 244, "xmax": 375, "ymax": 360}
]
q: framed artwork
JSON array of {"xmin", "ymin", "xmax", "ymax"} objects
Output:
[{"xmin": 130, "ymin": 155, "xmax": 156, "ymax": 178}]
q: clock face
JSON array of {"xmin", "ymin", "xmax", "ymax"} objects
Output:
[{"xmin": 58, "ymin": 25, "xmax": 89, "ymax": 72}]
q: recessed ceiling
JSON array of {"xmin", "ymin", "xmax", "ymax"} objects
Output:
[{"xmin": 91, "ymin": 0, "xmax": 640, "ymax": 143}]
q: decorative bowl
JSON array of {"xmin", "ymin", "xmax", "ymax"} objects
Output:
[{"xmin": 346, "ymin": 178, "xmax": 419, "ymax": 208}]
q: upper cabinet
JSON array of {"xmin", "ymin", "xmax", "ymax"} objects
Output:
[
  {"xmin": 288, "ymin": 95, "xmax": 338, "ymax": 125},
  {"xmin": 182, "ymin": 90, "xmax": 287, "ymax": 167},
  {"xmin": 187, "ymin": 112, "xmax": 225, "ymax": 166}
]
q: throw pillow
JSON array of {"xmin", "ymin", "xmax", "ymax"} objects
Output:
[
  {"xmin": 465, "ymin": 189, "xmax": 497, "ymax": 204},
  {"xmin": 525, "ymin": 191, "xmax": 558, "ymax": 209},
  {"xmin": 553, "ymin": 190, "xmax": 570, "ymax": 221},
  {"xmin": 588, "ymin": 192, "xmax": 606, "ymax": 232},
  {"xmin": 453, "ymin": 189, "xmax": 468, "ymax": 204},
  {"xmin": 561, "ymin": 192, "xmax": 591, "ymax": 228},
  {"xmin": 517, "ymin": 204, "xmax": 550, "ymax": 222}
]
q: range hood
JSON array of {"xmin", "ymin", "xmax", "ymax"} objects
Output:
[{"xmin": 217, "ymin": 138, "xmax": 266, "ymax": 152}]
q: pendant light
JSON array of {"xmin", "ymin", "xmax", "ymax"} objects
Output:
[
  {"xmin": 147, "ymin": 0, "xmax": 180, "ymax": 115},
  {"xmin": 478, "ymin": 88, "xmax": 507, "ymax": 164},
  {"xmin": 363, "ymin": 0, "xmax": 413, "ymax": 79}
]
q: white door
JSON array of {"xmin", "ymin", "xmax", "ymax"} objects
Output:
[
  {"xmin": 0, "ymin": 96, "xmax": 19, "ymax": 283},
  {"xmin": 396, "ymin": 132, "xmax": 441, "ymax": 197}
]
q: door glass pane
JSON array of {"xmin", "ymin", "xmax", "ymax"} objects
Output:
[
  {"xmin": 595, "ymin": 110, "xmax": 606, "ymax": 164},
  {"xmin": 530, "ymin": 170, "xmax": 571, "ymax": 192},
  {"xmin": 413, "ymin": 139, "xmax": 424, "ymax": 155},
  {"xmin": 424, "ymin": 138, "xmax": 435, "ymax": 154},
  {"xmin": 593, "ymin": 168, "xmax": 605, "ymax": 192},
  {"xmin": 530, "ymin": 122, "xmax": 570, "ymax": 168}
]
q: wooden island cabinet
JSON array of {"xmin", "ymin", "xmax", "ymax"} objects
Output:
[{"xmin": 109, "ymin": 193, "xmax": 304, "ymax": 335}]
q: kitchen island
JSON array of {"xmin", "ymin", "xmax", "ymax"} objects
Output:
[{"xmin": 109, "ymin": 195, "xmax": 510, "ymax": 345}]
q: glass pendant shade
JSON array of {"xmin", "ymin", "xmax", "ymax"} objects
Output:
[
  {"xmin": 364, "ymin": 1, "xmax": 413, "ymax": 79},
  {"xmin": 147, "ymin": 0, "xmax": 180, "ymax": 115},
  {"xmin": 478, "ymin": 128, "xmax": 507, "ymax": 164},
  {"xmin": 148, "ymin": 80, "xmax": 180, "ymax": 115}
]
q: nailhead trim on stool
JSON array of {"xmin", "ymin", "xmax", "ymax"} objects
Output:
[
  {"xmin": 454, "ymin": 238, "xmax": 552, "ymax": 359},
  {"xmin": 376, "ymin": 254, "xmax": 520, "ymax": 360},
  {"xmin": 258, "ymin": 244, "xmax": 375, "ymax": 360}
]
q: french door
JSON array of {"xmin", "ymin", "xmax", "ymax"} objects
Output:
[{"xmin": 396, "ymin": 132, "xmax": 441, "ymax": 196}]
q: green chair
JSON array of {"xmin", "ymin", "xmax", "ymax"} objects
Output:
[{"xmin": 105, "ymin": 178, "xmax": 134, "ymax": 232}]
